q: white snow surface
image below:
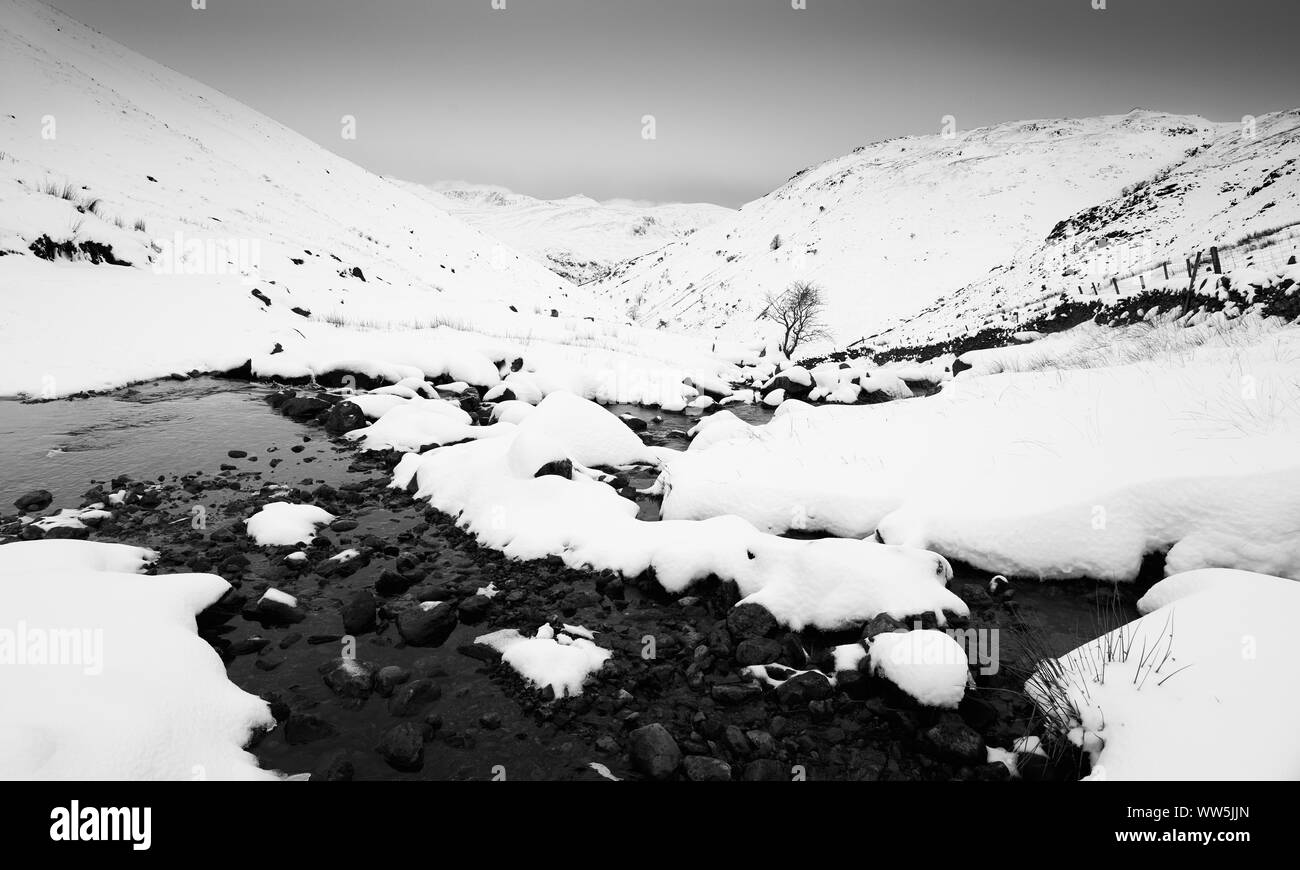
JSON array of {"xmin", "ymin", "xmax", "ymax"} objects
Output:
[
  {"xmin": 398, "ymin": 180, "xmax": 733, "ymax": 287},
  {"xmin": 474, "ymin": 625, "xmax": 612, "ymax": 697},
  {"xmin": 868, "ymin": 630, "xmax": 969, "ymax": 708},
  {"xmin": 0, "ymin": 541, "xmax": 275, "ymax": 780},
  {"xmin": 0, "ymin": 539, "xmax": 157, "ymax": 574},
  {"xmin": 662, "ymin": 326, "xmax": 1300, "ymax": 582},
  {"xmin": 598, "ymin": 110, "xmax": 1238, "ymax": 344},
  {"xmin": 244, "ymin": 502, "xmax": 335, "ymax": 546}
]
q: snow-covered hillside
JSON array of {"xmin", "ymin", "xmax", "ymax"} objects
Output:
[
  {"xmin": 878, "ymin": 110, "xmax": 1300, "ymax": 348},
  {"xmin": 396, "ymin": 181, "xmax": 733, "ymax": 289},
  {"xmin": 0, "ymin": 0, "xmax": 585, "ymax": 394},
  {"xmin": 597, "ymin": 111, "xmax": 1236, "ymax": 343}
]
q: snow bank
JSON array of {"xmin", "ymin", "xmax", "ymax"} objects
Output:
[
  {"xmin": 392, "ymin": 395, "xmax": 965, "ymax": 630},
  {"xmin": 344, "ymin": 400, "xmax": 490, "ymax": 452},
  {"xmin": 475, "ymin": 624, "xmax": 611, "ymax": 697},
  {"xmin": 1135, "ymin": 567, "xmax": 1285, "ymax": 614},
  {"xmin": 0, "ymin": 540, "xmax": 157, "ymax": 574},
  {"xmin": 515, "ymin": 391, "xmax": 658, "ymax": 467},
  {"xmin": 1027, "ymin": 569, "xmax": 1300, "ymax": 780},
  {"xmin": 663, "ymin": 327, "xmax": 1300, "ymax": 581},
  {"xmin": 0, "ymin": 542, "xmax": 275, "ymax": 780},
  {"xmin": 245, "ymin": 502, "xmax": 335, "ymax": 546}
]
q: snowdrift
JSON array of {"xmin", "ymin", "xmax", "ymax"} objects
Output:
[
  {"xmin": 0, "ymin": 540, "xmax": 275, "ymax": 780},
  {"xmin": 1028, "ymin": 568, "xmax": 1300, "ymax": 781},
  {"xmin": 662, "ymin": 325, "xmax": 1300, "ymax": 582}
]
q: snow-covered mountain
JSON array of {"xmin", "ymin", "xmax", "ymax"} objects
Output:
[
  {"xmin": 597, "ymin": 111, "xmax": 1246, "ymax": 343},
  {"xmin": 0, "ymin": 0, "xmax": 574, "ymax": 373},
  {"xmin": 877, "ymin": 110, "xmax": 1300, "ymax": 348},
  {"xmin": 396, "ymin": 181, "xmax": 733, "ymax": 289}
]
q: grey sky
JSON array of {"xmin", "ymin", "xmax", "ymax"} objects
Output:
[{"xmin": 43, "ymin": 0, "xmax": 1300, "ymax": 207}]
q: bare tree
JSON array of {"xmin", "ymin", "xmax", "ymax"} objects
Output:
[{"xmin": 759, "ymin": 280, "xmax": 830, "ymax": 358}]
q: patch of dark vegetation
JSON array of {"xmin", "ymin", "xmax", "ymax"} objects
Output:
[
  {"xmin": 28, "ymin": 234, "xmax": 131, "ymax": 266},
  {"xmin": 812, "ymin": 270, "xmax": 1298, "ymax": 369}
]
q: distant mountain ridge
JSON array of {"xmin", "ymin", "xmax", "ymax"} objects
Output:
[
  {"xmin": 396, "ymin": 180, "xmax": 734, "ymax": 289},
  {"xmin": 590, "ymin": 110, "xmax": 1300, "ymax": 345}
]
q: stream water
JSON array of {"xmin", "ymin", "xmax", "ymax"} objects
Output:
[{"xmin": 0, "ymin": 378, "xmax": 1137, "ymax": 780}]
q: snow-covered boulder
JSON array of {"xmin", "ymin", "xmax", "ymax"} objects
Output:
[
  {"xmin": 245, "ymin": 502, "xmax": 335, "ymax": 546},
  {"xmin": 868, "ymin": 630, "xmax": 969, "ymax": 707},
  {"xmin": 474, "ymin": 624, "xmax": 611, "ymax": 697}
]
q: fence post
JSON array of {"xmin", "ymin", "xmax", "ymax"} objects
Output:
[
  {"xmin": 1186, "ymin": 258, "xmax": 1193, "ymax": 277},
  {"xmin": 1140, "ymin": 275, "xmax": 1146, "ymax": 290},
  {"xmin": 1162, "ymin": 262, "xmax": 1169, "ymax": 280},
  {"xmin": 1112, "ymin": 277, "xmax": 1119, "ymax": 294},
  {"xmin": 1210, "ymin": 246, "xmax": 1221, "ymax": 274}
]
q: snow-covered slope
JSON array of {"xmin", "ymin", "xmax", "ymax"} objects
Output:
[
  {"xmin": 0, "ymin": 0, "xmax": 577, "ymax": 395},
  {"xmin": 597, "ymin": 111, "xmax": 1234, "ymax": 343},
  {"xmin": 397, "ymin": 181, "xmax": 733, "ymax": 290},
  {"xmin": 879, "ymin": 110, "xmax": 1300, "ymax": 348}
]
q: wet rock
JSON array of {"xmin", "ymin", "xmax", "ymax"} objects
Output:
[
  {"xmin": 628, "ymin": 723, "xmax": 682, "ymax": 780},
  {"xmin": 773, "ymin": 671, "xmax": 833, "ymax": 707},
  {"xmin": 722, "ymin": 725, "xmax": 751, "ymax": 756},
  {"xmin": 742, "ymin": 759, "xmax": 788, "ymax": 781},
  {"xmin": 396, "ymin": 601, "xmax": 458, "ymax": 647},
  {"xmin": 779, "ymin": 632, "xmax": 809, "ymax": 668},
  {"xmin": 836, "ymin": 669, "xmax": 867, "ymax": 699},
  {"xmin": 321, "ymin": 658, "xmax": 376, "ymax": 700},
  {"xmin": 735, "ymin": 637, "xmax": 782, "ymax": 666},
  {"xmin": 375, "ymin": 569, "xmax": 415, "ymax": 597},
  {"xmin": 388, "ymin": 678, "xmax": 442, "ymax": 717},
  {"xmin": 682, "ymin": 755, "xmax": 732, "ymax": 782},
  {"xmin": 711, "ymin": 683, "xmax": 762, "ymax": 705},
  {"xmin": 922, "ymin": 718, "xmax": 985, "ymax": 764},
  {"xmin": 340, "ymin": 590, "xmax": 377, "ymax": 635},
  {"xmin": 618, "ymin": 414, "xmax": 648, "ymax": 433},
  {"xmin": 13, "ymin": 490, "xmax": 53, "ymax": 513},
  {"xmin": 377, "ymin": 723, "xmax": 425, "ymax": 772},
  {"xmin": 253, "ymin": 655, "xmax": 284, "ymax": 671},
  {"xmin": 373, "ymin": 666, "xmax": 410, "ymax": 698},
  {"xmin": 862, "ymin": 613, "xmax": 907, "ymax": 640},
  {"xmin": 323, "ymin": 401, "xmax": 368, "ymax": 435},
  {"xmin": 280, "ymin": 395, "xmax": 332, "ymax": 420},
  {"xmin": 727, "ymin": 603, "xmax": 778, "ymax": 640},
  {"xmin": 243, "ymin": 592, "xmax": 305, "ymax": 627},
  {"xmin": 534, "ymin": 459, "xmax": 573, "ymax": 479},
  {"xmin": 310, "ymin": 749, "xmax": 354, "ymax": 782},
  {"xmin": 228, "ymin": 636, "xmax": 270, "ymax": 657},
  {"xmin": 745, "ymin": 730, "xmax": 777, "ymax": 758},
  {"xmin": 283, "ymin": 712, "xmax": 337, "ymax": 745},
  {"xmin": 457, "ymin": 594, "xmax": 491, "ymax": 625}
]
